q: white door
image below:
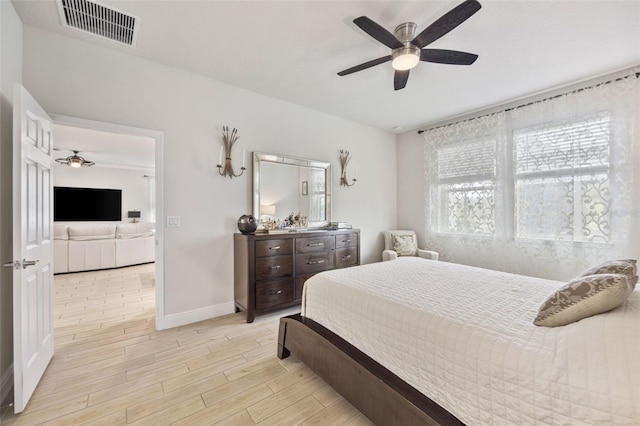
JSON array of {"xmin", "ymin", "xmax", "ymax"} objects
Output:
[{"xmin": 9, "ymin": 84, "xmax": 54, "ymax": 413}]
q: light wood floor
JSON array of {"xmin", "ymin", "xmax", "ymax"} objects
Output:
[{"xmin": 3, "ymin": 264, "xmax": 372, "ymax": 425}]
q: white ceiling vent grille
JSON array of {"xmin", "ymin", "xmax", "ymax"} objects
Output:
[{"xmin": 57, "ymin": 0, "xmax": 138, "ymax": 47}]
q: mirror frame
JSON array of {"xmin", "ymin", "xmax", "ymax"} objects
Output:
[{"xmin": 253, "ymin": 152, "xmax": 332, "ymax": 228}]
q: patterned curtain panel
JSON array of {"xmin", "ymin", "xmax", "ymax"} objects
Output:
[{"xmin": 423, "ymin": 74, "xmax": 639, "ymax": 280}]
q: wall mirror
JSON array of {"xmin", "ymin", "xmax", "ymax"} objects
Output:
[{"xmin": 253, "ymin": 152, "xmax": 331, "ymax": 228}]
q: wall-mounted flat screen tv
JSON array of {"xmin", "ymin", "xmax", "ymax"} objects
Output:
[{"xmin": 54, "ymin": 187, "xmax": 122, "ymax": 221}]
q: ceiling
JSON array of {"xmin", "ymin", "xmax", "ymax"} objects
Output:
[
  {"xmin": 53, "ymin": 124, "xmax": 155, "ymax": 170},
  {"xmin": 13, "ymin": 0, "xmax": 640, "ymax": 137}
]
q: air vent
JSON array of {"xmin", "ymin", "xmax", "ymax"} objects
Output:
[{"xmin": 57, "ymin": 0, "xmax": 138, "ymax": 46}]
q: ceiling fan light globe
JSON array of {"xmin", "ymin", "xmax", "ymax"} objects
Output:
[
  {"xmin": 392, "ymin": 52, "xmax": 419, "ymax": 71},
  {"xmin": 69, "ymin": 159, "xmax": 82, "ymax": 168}
]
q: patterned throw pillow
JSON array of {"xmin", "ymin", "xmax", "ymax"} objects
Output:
[
  {"xmin": 392, "ymin": 234, "xmax": 417, "ymax": 256},
  {"xmin": 576, "ymin": 259, "xmax": 638, "ymax": 288},
  {"xmin": 534, "ymin": 274, "xmax": 634, "ymax": 327}
]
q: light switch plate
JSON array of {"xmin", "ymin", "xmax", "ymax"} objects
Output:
[{"xmin": 166, "ymin": 216, "xmax": 180, "ymax": 227}]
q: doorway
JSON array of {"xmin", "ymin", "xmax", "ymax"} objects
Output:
[{"xmin": 50, "ymin": 115, "xmax": 165, "ymax": 329}]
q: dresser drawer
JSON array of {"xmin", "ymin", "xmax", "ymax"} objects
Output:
[
  {"xmin": 336, "ymin": 233, "xmax": 358, "ymax": 248},
  {"xmin": 296, "ymin": 252, "xmax": 334, "ymax": 274},
  {"xmin": 255, "ymin": 239, "xmax": 293, "ymax": 257},
  {"xmin": 255, "ymin": 255, "xmax": 293, "ymax": 281},
  {"xmin": 256, "ymin": 278, "xmax": 294, "ymax": 310},
  {"xmin": 295, "ymin": 236, "xmax": 335, "ymax": 254},
  {"xmin": 336, "ymin": 247, "xmax": 358, "ymax": 268}
]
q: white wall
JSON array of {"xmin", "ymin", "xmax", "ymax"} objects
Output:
[
  {"xmin": 52, "ymin": 164, "xmax": 152, "ymax": 224},
  {"xmin": 0, "ymin": 0, "xmax": 22, "ymax": 404},
  {"xmin": 396, "ymin": 131, "xmax": 427, "ymax": 245},
  {"xmin": 22, "ymin": 27, "xmax": 397, "ymax": 321}
]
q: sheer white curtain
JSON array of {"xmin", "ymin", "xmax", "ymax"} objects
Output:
[{"xmin": 423, "ymin": 74, "xmax": 639, "ymax": 280}]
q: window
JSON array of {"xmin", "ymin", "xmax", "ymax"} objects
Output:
[
  {"xmin": 308, "ymin": 168, "xmax": 326, "ymax": 221},
  {"xmin": 513, "ymin": 113, "xmax": 611, "ymax": 242},
  {"xmin": 434, "ymin": 137, "xmax": 496, "ymax": 235},
  {"xmin": 422, "ymin": 74, "xmax": 638, "ymax": 280},
  {"xmin": 147, "ymin": 176, "xmax": 156, "ymax": 223}
]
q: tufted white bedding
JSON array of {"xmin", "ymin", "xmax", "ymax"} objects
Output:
[{"xmin": 301, "ymin": 257, "xmax": 639, "ymax": 425}]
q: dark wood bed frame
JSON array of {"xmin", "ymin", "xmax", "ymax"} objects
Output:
[{"xmin": 277, "ymin": 314, "xmax": 465, "ymax": 426}]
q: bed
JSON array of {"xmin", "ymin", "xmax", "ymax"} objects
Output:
[{"xmin": 277, "ymin": 257, "xmax": 639, "ymax": 425}]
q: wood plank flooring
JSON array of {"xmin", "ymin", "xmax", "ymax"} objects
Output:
[{"xmin": 2, "ymin": 264, "xmax": 372, "ymax": 426}]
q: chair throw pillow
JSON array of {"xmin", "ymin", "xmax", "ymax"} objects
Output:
[
  {"xmin": 534, "ymin": 273, "xmax": 634, "ymax": 327},
  {"xmin": 392, "ymin": 234, "xmax": 417, "ymax": 256}
]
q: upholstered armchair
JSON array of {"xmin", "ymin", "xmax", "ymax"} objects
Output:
[{"xmin": 382, "ymin": 230, "xmax": 439, "ymax": 261}]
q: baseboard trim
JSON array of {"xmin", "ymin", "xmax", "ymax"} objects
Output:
[
  {"xmin": 161, "ymin": 302, "xmax": 235, "ymax": 329},
  {"xmin": 0, "ymin": 364, "xmax": 13, "ymax": 406}
]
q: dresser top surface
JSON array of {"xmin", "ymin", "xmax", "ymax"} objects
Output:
[{"xmin": 235, "ymin": 229, "xmax": 359, "ymax": 241}]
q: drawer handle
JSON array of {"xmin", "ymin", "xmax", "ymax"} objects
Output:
[
  {"xmin": 342, "ymin": 239, "xmax": 351, "ymax": 243},
  {"xmin": 270, "ymin": 265, "xmax": 281, "ymax": 270},
  {"xmin": 268, "ymin": 290, "xmax": 283, "ymax": 295},
  {"xmin": 342, "ymin": 254, "xmax": 352, "ymax": 260},
  {"xmin": 269, "ymin": 246, "xmax": 281, "ymax": 250},
  {"xmin": 307, "ymin": 259, "xmax": 326, "ymax": 265},
  {"xmin": 307, "ymin": 242, "xmax": 324, "ymax": 247}
]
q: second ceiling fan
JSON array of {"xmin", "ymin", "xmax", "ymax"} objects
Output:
[{"xmin": 338, "ymin": 0, "xmax": 481, "ymax": 90}]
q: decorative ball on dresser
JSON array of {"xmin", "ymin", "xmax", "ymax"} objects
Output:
[{"xmin": 237, "ymin": 214, "xmax": 257, "ymax": 234}]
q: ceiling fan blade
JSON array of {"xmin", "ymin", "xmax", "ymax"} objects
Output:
[
  {"xmin": 394, "ymin": 70, "xmax": 410, "ymax": 91},
  {"xmin": 420, "ymin": 49, "xmax": 478, "ymax": 65},
  {"xmin": 411, "ymin": 0, "xmax": 482, "ymax": 49},
  {"xmin": 353, "ymin": 16, "xmax": 403, "ymax": 49},
  {"xmin": 337, "ymin": 56, "xmax": 392, "ymax": 76}
]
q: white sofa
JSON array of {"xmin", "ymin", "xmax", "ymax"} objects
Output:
[{"xmin": 54, "ymin": 223, "xmax": 155, "ymax": 273}]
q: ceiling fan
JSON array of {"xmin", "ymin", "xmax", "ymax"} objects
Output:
[
  {"xmin": 55, "ymin": 150, "xmax": 95, "ymax": 168},
  {"xmin": 338, "ymin": 0, "xmax": 481, "ymax": 90}
]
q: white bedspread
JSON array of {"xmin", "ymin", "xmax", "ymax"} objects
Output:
[{"xmin": 302, "ymin": 257, "xmax": 639, "ymax": 425}]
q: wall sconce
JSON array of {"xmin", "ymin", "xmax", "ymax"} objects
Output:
[
  {"xmin": 127, "ymin": 210, "xmax": 141, "ymax": 223},
  {"xmin": 216, "ymin": 126, "xmax": 245, "ymax": 178},
  {"xmin": 339, "ymin": 149, "xmax": 357, "ymax": 187}
]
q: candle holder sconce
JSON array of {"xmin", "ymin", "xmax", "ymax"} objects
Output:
[
  {"xmin": 216, "ymin": 126, "xmax": 245, "ymax": 178},
  {"xmin": 339, "ymin": 149, "xmax": 357, "ymax": 187}
]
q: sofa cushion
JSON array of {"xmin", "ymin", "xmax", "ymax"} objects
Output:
[
  {"xmin": 116, "ymin": 223, "xmax": 155, "ymax": 239},
  {"xmin": 68, "ymin": 225, "xmax": 116, "ymax": 241},
  {"xmin": 54, "ymin": 224, "xmax": 69, "ymax": 240}
]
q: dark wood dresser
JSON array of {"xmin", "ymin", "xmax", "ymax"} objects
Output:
[{"xmin": 234, "ymin": 229, "xmax": 360, "ymax": 322}]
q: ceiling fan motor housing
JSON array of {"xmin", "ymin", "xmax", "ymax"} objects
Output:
[
  {"xmin": 394, "ymin": 22, "xmax": 417, "ymax": 43},
  {"xmin": 392, "ymin": 22, "xmax": 420, "ymax": 70}
]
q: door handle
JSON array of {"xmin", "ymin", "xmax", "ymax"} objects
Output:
[{"xmin": 22, "ymin": 259, "xmax": 39, "ymax": 269}]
